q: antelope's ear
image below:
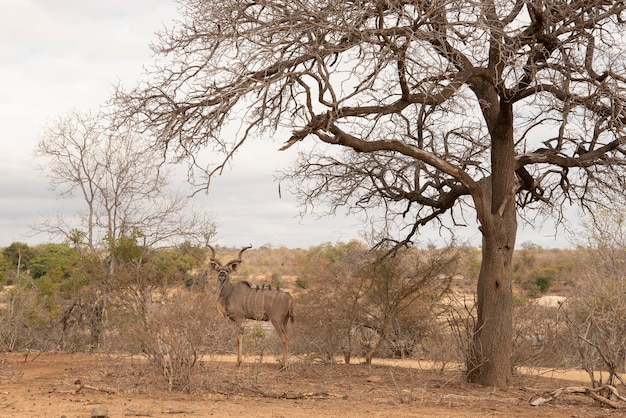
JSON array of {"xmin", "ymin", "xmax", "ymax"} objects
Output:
[
  {"xmin": 209, "ymin": 261, "xmax": 220, "ymax": 271},
  {"xmin": 228, "ymin": 261, "xmax": 241, "ymax": 272}
]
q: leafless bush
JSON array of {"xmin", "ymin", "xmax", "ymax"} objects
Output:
[
  {"xmin": 289, "ymin": 292, "xmax": 352, "ymax": 363},
  {"xmin": 417, "ymin": 328, "xmax": 464, "ymax": 371},
  {"xmin": 511, "ymin": 302, "xmax": 574, "ymax": 371},
  {"xmin": 57, "ymin": 296, "xmax": 105, "ymax": 352},
  {"xmin": 444, "ymin": 293, "xmax": 478, "ymax": 375},
  {"xmin": 239, "ymin": 322, "xmax": 287, "ymax": 365},
  {"xmin": 387, "ymin": 293, "xmax": 456, "ymax": 362},
  {"xmin": 108, "ymin": 288, "xmax": 237, "ymax": 392},
  {"xmin": 0, "ymin": 286, "xmax": 34, "ymax": 351},
  {"xmin": 561, "ymin": 212, "xmax": 626, "ymax": 390},
  {"xmin": 0, "ymin": 285, "xmax": 59, "ymax": 352},
  {"xmin": 563, "ymin": 274, "xmax": 626, "ymax": 388},
  {"xmin": 291, "ymin": 244, "xmax": 460, "ymax": 365}
]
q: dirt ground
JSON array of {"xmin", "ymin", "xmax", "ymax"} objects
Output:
[{"xmin": 0, "ymin": 352, "xmax": 623, "ymax": 418}]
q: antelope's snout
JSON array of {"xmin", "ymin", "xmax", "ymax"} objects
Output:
[{"xmin": 218, "ymin": 269, "xmax": 229, "ymax": 282}]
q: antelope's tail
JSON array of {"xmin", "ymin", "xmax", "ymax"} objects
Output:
[{"xmin": 289, "ymin": 299, "xmax": 295, "ymax": 324}]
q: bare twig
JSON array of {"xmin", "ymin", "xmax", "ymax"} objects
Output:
[
  {"xmin": 125, "ymin": 411, "xmax": 154, "ymax": 417},
  {"xmin": 164, "ymin": 409, "xmax": 196, "ymax": 415},
  {"xmin": 237, "ymin": 383, "xmax": 331, "ymax": 399},
  {"xmin": 531, "ymin": 385, "xmax": 626, "ymax": 409},
  {"xmin": 74, "ymin": 379, "xmax": 115, "ymax": 395}
]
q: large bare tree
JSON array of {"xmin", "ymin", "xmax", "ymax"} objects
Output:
[{"xmin": 117, "ymin": 0, "xmax": 626, "ymax": 386}]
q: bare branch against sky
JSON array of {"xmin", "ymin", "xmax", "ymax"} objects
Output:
[{"xmin": 1, "ymin": 0, "xmax": 575, "ymax": 249}]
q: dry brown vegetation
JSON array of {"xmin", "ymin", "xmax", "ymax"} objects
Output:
[{"xmin": 1, "ymin": 243, "xmax": 625, "ymax": 416}]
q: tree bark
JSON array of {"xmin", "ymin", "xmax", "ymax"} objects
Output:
[
  {"xmin": 467, "ymin": 210, "xmax": 516, "ymax": 387},
  {"xmin": 467, "ymin": 101, "xmax": 517, "ymax": 387}
]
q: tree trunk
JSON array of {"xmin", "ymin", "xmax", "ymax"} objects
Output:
[
  {"xmin": 467, "ymin": 100, "xmax": 517, "ymax": 387},
  {"xmin": 365, "ymin": 324, "xmax": 387, "ymax": 366},
  {"xmin": 467, "ymin": 211, "xmax": 516, "ymax": 387}
]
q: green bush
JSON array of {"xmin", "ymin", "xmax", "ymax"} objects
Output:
[
  {"xmin": 295, "ymin": 277, "xmax": 308, "ymax": 289},
  {"xmin": 534, "ymin": 276, "xmax": 551, "ymax": 293}
]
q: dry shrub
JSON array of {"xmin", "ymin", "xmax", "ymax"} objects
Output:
[
  {"xmin": 0, "ymin": 286, "xmax": 37, "ymax": 351},
  {"xmin": 418, "ymin": 328, "xmax": 464, "ymax": 370},
  {"xmin": 0, "ymin": 281, "xmax": 107, "ymax": 353},
  {"xmin": 562, "ymin": 213, "xmax": 626, "ymax": 388},
  {"xmin": 291, "ymin": 245, "xmax": 460, "ymax": 365},
  {"xmin": 112, "ymin": 288, "xmax": 237, "ymax": 392},
  {"xmin": 444, "ymin": 293, "xmax": 478, "ymax": 374},
  {"xmin": 289, "ymin": 291, "xmax": 351, "ymax": 363},
  {"xmin": 0, "ymin": 285, "xmax": 60, "ymax": 352},
  {"xmin": 511, "ymin": 302, "xmax": 573, "ymax": 371},
  {"xmin": 563, "ymin": 273, "xmax": 626, "ymax": 387},
  {"xmin": 240, "ymin": 321, "xmax": 285, "ymax": 365}
]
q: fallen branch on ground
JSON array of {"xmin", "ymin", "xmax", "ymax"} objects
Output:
[
  {"xmin": 165, "ymin": 409, "xmax": 196, "ymax": 414},
  {"xmin": 124, "ymin": 411, "xmax": 153, "ymax": 417},
  {"xmin": 240, "ymin": 384, "xmax": 332, "ymax": 399},
  {"xmin": 531, "ymin": 385, "xmax": 626, "ymax": 409},
  {"xmin": 74, "ymin": 379, "xmax": 115, "ymax": 395}
]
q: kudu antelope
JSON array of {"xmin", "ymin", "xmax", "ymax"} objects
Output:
[{"xmin": 208, "ymin": 245, "xmax": 295, "ymax": 366}]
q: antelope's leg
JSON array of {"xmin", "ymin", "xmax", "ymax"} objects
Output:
[
  {"xmin": 277, "ymin": 326, "xmax": 289, "ymax": 366},
  {"xmin": 236, "ymin": 330, "xmax": 243, "ymax": 366}
]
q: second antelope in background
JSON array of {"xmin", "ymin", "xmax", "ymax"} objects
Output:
[{"xmin": 208, "ymin": 245, "xmax": 295, "ymax": 366}]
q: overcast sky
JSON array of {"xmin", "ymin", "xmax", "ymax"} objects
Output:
[{"xmin": 0, "ymin": 0, "xmax": 573, "ymax": 250}]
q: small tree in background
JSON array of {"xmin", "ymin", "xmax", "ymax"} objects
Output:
[
  {"xmin": 291, "ymin": 241, "xmax": 370, "ymax": 363},
  {"xmin": 356, "ymin": 245, "xmax": 456, "ymax": 364},
  {"xmin": 293, "ymin": 242, "xmax": 458, "ymax": 364},
  {"xmin": 1, "ymin": 242, "xmax": 35, "ymax": 285}
]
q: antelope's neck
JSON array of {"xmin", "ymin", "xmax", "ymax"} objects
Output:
[{"xmin": 217, "ymin": 279, "xmax": 232, "ymax": 297}]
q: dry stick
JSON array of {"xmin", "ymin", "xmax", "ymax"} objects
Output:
[
  {"xmin": 577, "ymin": 334, "xmax": 626, "ymax": 386},
  {"xmin": 74, "ymin": 379, "xmax": 115, "ymax": 395},
  {"xmin": 22, "ymin": 350, "xmax": 43, "ymax": 363},
  {"xmin": 125, "ymin": 411, "xmax": 154, "ymax": 417},
  {"xmin": 240, "ymin": 383, "xmax": 331, "ymax": 399},
  {"xmin": 0, "ymin": 400, "xmax": 18, "ymax": 409},
  {"xmin": 531, "ymin": 385, "xmax": 626, "ymax": 409},
  {"xmin": 164, "ymin": 409, "xmax": 196, "ymax": 415}
]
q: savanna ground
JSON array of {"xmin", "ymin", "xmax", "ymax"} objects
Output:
[{"xmin": 0, "ymin": 352, "xmax": 622, "ymax": 418}]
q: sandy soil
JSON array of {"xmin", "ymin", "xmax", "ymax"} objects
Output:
[{"xmin": 0, "ymin": 352, "xmax": 623, "ymax": 417}]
